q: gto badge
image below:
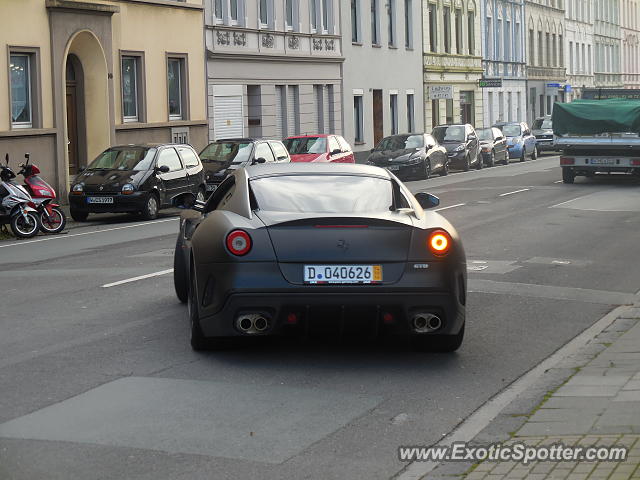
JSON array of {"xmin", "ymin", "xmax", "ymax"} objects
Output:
[
  {"xmin": 413, "ymin": 263, "xmax": 429, "ymax": 269},
  {"xmin": 336, "ymin": 239, "xmax": 349, "ymax": 251}
]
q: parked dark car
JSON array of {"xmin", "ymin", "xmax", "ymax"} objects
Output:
[
  {"xmin": 172, "ymin": 163, "xmax": 466, "ymax": 352},
  {"xmin": 68, "ymin": 144, "xmax": 205, "ymax": 222},
  {"xmin": 284, "ymin": 134, "xmax": 355, "ymax": 163},
  {"xmin": 476, "ymin": 127, "xmax": 508, "ymax": 166},
  {"xmin": 199, "ymin": 138, "xmax": 290, "ymax": 195},
  {"xmin": 493, "ymin": 122, "xmax": 537, "ymax": 161},
  {"xmin": 431, "ymin": 124, "xmax": 481, "ymax": 171},
  {"xmin": 366, "ymin": 133, "xmax": 449, "ymax": 179},
  {"xmin": 532, "ymin": 116, "xmax": 558, "ymax": 153}
]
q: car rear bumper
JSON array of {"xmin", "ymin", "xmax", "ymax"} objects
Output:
[
  {"xmin": 507, "ymin": 144, "xmax": 524, "ymax": 158},
  {"xmin": 68, "ymin": 192, "xmax": 147, "ymax": 213}
]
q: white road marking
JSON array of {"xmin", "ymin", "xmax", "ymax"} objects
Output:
[
  {"xmin": 549, "ymin": 194, "xmax": 592, "ymax": 208},
  {"xmin": 554, "ymin": 180, "xmax": 563, "ymax": 183},
  {"xmin": 0, "ymin": 218, "xmax": 178, "ymax": 248},
  {"xmin": 434, "ymin": 203, "xmax": 465, "ymax": 212},
  {"xmin": 102, "ymin": 268, "xmax": 174, "ymax": 288},
  {"xmin": 499, "ymin": 188, "xmax": 530, "ymax": 197}
]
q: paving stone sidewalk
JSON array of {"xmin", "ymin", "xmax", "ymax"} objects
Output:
[{"xmin": 427, "ymin": 307, "xmax": 640, "ymax": 480}]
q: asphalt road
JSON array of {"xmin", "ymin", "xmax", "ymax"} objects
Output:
[{"xmin": 1, "ymin": 155, "xmax": 639, "ymax": 480}]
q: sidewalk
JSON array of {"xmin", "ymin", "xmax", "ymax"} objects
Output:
[{"xmin": 428, "ymin": 305, "xmax": 640, "ymax": 480}]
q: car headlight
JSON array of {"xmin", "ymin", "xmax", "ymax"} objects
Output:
[
  {"xmin": 454, "ymin": 144, "xmax": 465, "ymax": 152},
  {"xmin": 406, "ymin": 155, "xmax": 423, "ymax": 164},
  {"xmin": 121, "ymin": 183, "xmax": 135, "ymax": 195},
  {"xmin": 72, "ymin": 183, "xmax": 84, "ymax": 194}
]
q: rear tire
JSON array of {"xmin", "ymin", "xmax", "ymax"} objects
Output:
[
  {"xmin": 562, "ymin": 167, "xmax": 575, "ymax": 184},
  {"xmin": 40, "ymin": 207, "xmax": 66, "ymax": 234},
  {"xmin": 440, "ymin": 160, "xmax": 449, "ymax": 176},
  {"xmin": 520, "ymin": 150, "xmax": 526, "ymax": 162},
  {"xmin": 488, "ymin": 151, "xmax": 495, "ymax": 167},
  {"xmin": 531, "ymin": 146, "xmax": 538, "ymax": 160},
  {"xmin": 174, "ymin": 238, "xmax": 188, "ymax": 303},
  {"xmin": 140, "ymin": 193, "xmax": 159, "ymax": 220},
  {"xmin": 70, "ymin": 209, "xmax": 88, "ymax": 222},
  {"xmin": 10, "ymin": 211, "xmax": 40, "ymax": 238},
  {"xmin": 411, "ymin": 323, "xmax": 465, "ymax": 353},
  {"xmin": 476, "ymin": 153, "xmax": 483, "ymax": 170},
  {"xmin": 421, "ymin": 160, "xmax": 431, "ymax": 180}
]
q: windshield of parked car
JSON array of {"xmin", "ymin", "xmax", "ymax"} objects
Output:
[
  {"xmin": 374, "ymin": 135, "xmax": 424, "ymax": 151},
  {"xmin": 86, "ymin": 147, "xmax": 156, "ymax": 171},
  {"xmin": 477, "ymin": 128, "xmax": 494, "ymax": 141},
  {"xmin": 251, "ymin": 175, "xmax": 393, "ymax": 213},
  {"xmin": 533, "ymin": 118, "xmax": 553, "ymax": 129},
  {"xmin": 500, "ymin": 124, "xmax": 523, "ymax": 137},
  {"xmin": 284, "ymin": 137, "xmax": 327, "ymax": 155},
  {"xmin": 199, "ymin": 142, "xmax": 253, "ymax": 164},
  {"xmin": 432, "ymin": 126, "xmax": 465, "ymax": 143}
]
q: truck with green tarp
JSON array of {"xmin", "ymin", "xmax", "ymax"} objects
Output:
[{"xmin": 552, "ymin": 99, "xmax": 640, "ymax": 183}]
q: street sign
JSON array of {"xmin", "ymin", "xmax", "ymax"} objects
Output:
[
  {"xmin": 429, "ymin": 85, "xmax": 454, "ymax": 100},
  {"xmin": 479, "ymin": 78, "xmax": 502, "ymax": 88}
]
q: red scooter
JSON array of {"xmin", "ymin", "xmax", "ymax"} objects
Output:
[{"xmin": 18, "ymin": 153, "xmax": 66, "ymax": 234}]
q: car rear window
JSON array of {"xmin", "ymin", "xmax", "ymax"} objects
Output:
[
  {"xmin": 533, "ymin": 118, "xmax": 553, "ymax": 129},
  {"xmin": 250, "ymin": 175, "xmax": 393, "ymax": 213},
  {"xmin": 284, "ymin": 137, "xmax": 327, "ymax": 154},
  {"xmin": 200, "ymin": 142, "xmax": 252, "ymax": 164}
]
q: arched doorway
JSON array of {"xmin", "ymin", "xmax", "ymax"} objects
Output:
[{"xmin": 63, "ymin": 31, "xmax": 111, "ymax": 181}]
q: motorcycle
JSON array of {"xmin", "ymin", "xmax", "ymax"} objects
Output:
[
  {"xmin": 1, "ymin": 154, "xmax": 41, "ymax": 238},
  {"xmin": 18, "ymin": 153, "xmax": 66, "ymax": 234}
]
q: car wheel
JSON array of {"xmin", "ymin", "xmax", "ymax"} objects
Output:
[
  {"xmin": 188, "ymin": 269, "xmax": 208, "ymax": 351},
  {"xmin": 476, "ymin": 153, "xmax": 483, "ymax": 170},
  {"xmin": 488, "ymin": 150, "xmax": 495, "ymax": 167},
  {"xmin": 562, "ymin": 167, "xmax": 575, "ymax": 184},
  {"xmin": 174, "ymin": 238, "xmax": 188, "ymax": 304},
  {"xmin": 463, "ymin": 155, "xmax": 470, "ymax": 171},
  {"xmin": 520, "ymin": 150, "xmax": 526, "ymax": 162},
  {"xmin": 421, "ymin": 160, "xmax": 431, "ymax": 180},
  {"xmin": 531, "ymin": 146, "xmax": 538, "ymax": 160},
  {"xmin": 70, "ymin": 209, "xmax": 88, "ymax": 222},
  {"xmin": 503, "ymin": 151, "xmax": 509, "ymax": 165},
  {"xmin": 411, "ymin": 323, "xmax": 465, "ymax": 353},
  {"xmin": 140, "ymin": 193, "xmax": 159, "ymax": 220},
  {"xmin": 440, "ymin": 160, "xmax": 449, "ymax": 176}
]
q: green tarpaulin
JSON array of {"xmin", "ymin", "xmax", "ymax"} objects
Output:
[{"xmin": 552, "ymin": 99, "xmax": 640, "ymax": 135}]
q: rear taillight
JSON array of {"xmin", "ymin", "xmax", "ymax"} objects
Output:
[
  {"xmin": 631, "ymin": 158, "xmax": 640, "ymax": 166},
  {"xmin": 226, "ymin": 230, "xmax": 252, "ymax": 256},
  {"xmin": 560, "ymin": 156, "xmax": 575, "ymax": 165},
  {"xmin": 428, "ymin": 230, "xmax": 451, "ymax": 256}
]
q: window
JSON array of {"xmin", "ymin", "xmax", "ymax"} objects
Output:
[
  {"xmin": 328, "ymin": 136, "xmax": 341, "ymax": 153},
  {"xmin": 121, "ymin": 56, "xmax": 139, "ymax": 122},
  {"xmin": 486, "ymin": 16, "xmax": 493, "ymax": 57},
  {"xmin": 314, "ymin": 85, "xmax": 325, "ymax": 133},
  {"xmin": 157, "ymin": 148, "xmax": 183, "ymax": 172},
  {"xmin": 337, "ymin": 136, "xmax": 352, "ymax": 152},
  {"xmin": 390, "ymin": 93, "xmax": 398, "ymax": 134},
  {"xmin": 230, "ymin": 0, "xmax": 239, "ymax": 22},
  {"xmin": 431, "ymin": 99, "xmax": 440, "ymax": 127},
  {"xmin": 286, "ymin": 0, "xmax": 294, "ymax": 28},
  {"xmin": 406, "ymin": 94, "xmax": 414, "ymax": 132},
  {"xmin": 353, "ymin": 95, "xmax": 364, "ymax": 142},
  {"xmin": 177, "ymin": 147, "xmax": 200, "ymax": 169},
  {"xmin": 538, "ymin": 31, "xmax": 543, "ymax": 66},
  {"xmin": 255, "ymin": 142, "xmax": 276, "ymax": 162},
  {"xmin": 311, "ymin": 0, "xmax": 317, "ymax": 30},
  {"xmin": 371, "ymin": 0, "xmax": 380, "ymax": 44},
  {"xmin": 351, "ymin": 0, "xmax": 360, "ymax": 42},
  {"xmin": 214, "ymin": 0, "xmax": 223, "ymax": 22},
  {"xmin": 9, "ymin": 53, "xmax": 34, "ymax": 128},
  {"xmin": 443, "ymin": 6, "xmax": 451, "ymax": 53},
  {"xmin": 167, "ymin": 57, "xmax": 187, "ymax": 121},
  {"xmin": 529, "ymin": 29, "xmax": 535, "ymax": 65},
  {"xmin": 569, "ymin": 41, "xmax": 574, "ymax": 73},
  {"xmin": 260, "ymin": 0, "xmax": 268, "ymax": 25},
  {"xmin": 468, "ymin": 12, "xmax": 475, "ymax": 54},
  {"xmin": 445, "ymin": 98, "xmax": 453, "ymax": 124},
  {"xmin": 322, "ymin": 0, "xmax": 330, "ymax": 32},
  {"xmin": 428, "ymin": 3, "xmax": 437, "ymax": 52},
  {"xmin": 388, "ymin": 0, "xmax": 396, "ymax": 46},
  {"xmin": 404, "ymin": 0, "xmax": 412, "ymax": 48},
  {"xmin": 552, "ymin": 34, "xmax": 557, "ymax": 66},
  {"xmin": 514, "ymin": 21, "xmax": 520, "ymax": 61},
  {"xmin": 559, "ymin": 34, "xmax": 564, "ymax": 66},
  {"xmin": 455, "ymin": 10, "xmax": 462, "ymax": 54},
  {"xmin": 270, "ymin": 142, "xmax": 289, "ymax": 161}
]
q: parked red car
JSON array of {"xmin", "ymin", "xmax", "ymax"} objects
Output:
[{"xmin": 283, "ymin": 134, "xmax": 355, "ymax": 163}]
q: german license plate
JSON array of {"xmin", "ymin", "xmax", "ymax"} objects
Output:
[
  {"xmin": 206, "ymin": 184, "xmax": 218, "ymax": 192},
  {"xmin": 304, "ymin": 265, "xmax": 382, "ymax": 284},
  {"xmin": 587, "ymin": 158, "xmax": 616, "ymax": 165},
  {"xmin": 387, "ymin": 165, "xmax": 399, "ymax": 171},
  {"xmin": 87, "ymin": 196, "xmax": 114, "ymax": 204}
]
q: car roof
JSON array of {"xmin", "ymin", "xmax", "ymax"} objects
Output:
[
  {"xmin": 109, "ymin": 143, "xmax": 193, "ymax": 149},
  {"xmin": 285, "ymin": 134, "xmax": 333, "ymax": 139},
  {"xmin": 243, "ymin": 162, "xmax": 392, "ymax": 179},
  {"xmin": 211, "ymin": 138, "xmax": 284, "ymax": 143}
]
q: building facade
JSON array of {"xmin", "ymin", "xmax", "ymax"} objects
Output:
[
  {"xmin": 423, "ymin": 0, "xmax": 483, "ymax": 131},
  {"xmin": 481, "ymin": 0, "xmax": 527, "ymax": 127},
  {"xmin": 343, "ymin": 0, "xmax": 425, "ymax": 159},
  {"xmin": 204, "ymin": 0, "xmax": 342, "ymax": 142},
  {"xmin": 0, "ymin": 0, "xmax": 207, "ymax": 197},
  {"xmin": 594, "ymin": 0, "xmax": 622, "ymax": 87},
  {"xmin": 621, "ymin": 0, "xmax": 640, "ymax": 89},
  {"xmin": 565, "ymin": 0, "xmax": 594, "ymax": 101}
]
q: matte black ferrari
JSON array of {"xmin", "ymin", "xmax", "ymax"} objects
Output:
[{"xmin": 172, "ymin": 163, "xmax": 467, "ymax": 352}]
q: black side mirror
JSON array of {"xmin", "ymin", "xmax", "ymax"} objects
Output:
[
  {"xmin": 24, "ymin": 153, "xmax": 30, "ymax": 161},
  {"xmin": 415, "ymin": 192, "xmax": 440, "ymax": 209},
  {"xmin": 172, "ymin": 192, "xmax": 200, "ymax": 210},
  {"xmin": 331, "ymin": 148, "xmax": 342, "ymax": 156},
  {"xmin": 156, "ymin": 165, "xmax": 170, "ymax": 174},
  {"xmin": 78, "ymin": 166, "xmax": 86, "ymax": 172},
  {"xmin": 370, "ymin": 148, "xmax": 375, "ymax": 153},
  {"xmin": 252, "ymin": 157, "xmax": 266, "ymax": 165}
]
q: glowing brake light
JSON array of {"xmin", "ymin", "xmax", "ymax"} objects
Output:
[
  {"xmin": 226, "ymin": 230, "xmax": 252, "ymax": 256},
  {"xmin": 428, "ymin": 230, "xmax": 451, "ymax": 256},
  {"xmin": 560, "ymin": 157, "xmax": 575, "ymax": 165}
]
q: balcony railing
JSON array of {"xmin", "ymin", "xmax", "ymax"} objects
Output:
[
  {"xmin": 527, "ymin": 66, "xmax": 566, "ymax": 79},
  {"xmin": 424, "ymin": 53, "xmax": 483, "ymax": 72}
]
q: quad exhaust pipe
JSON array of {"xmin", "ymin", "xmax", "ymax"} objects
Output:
[
  {"xmin": 412, "ymin": 313, "xmax": 443, "ymax": 333},
  {"xmin": 236, "ymin": 313, "xmax": 270, "ymax": 334}
]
